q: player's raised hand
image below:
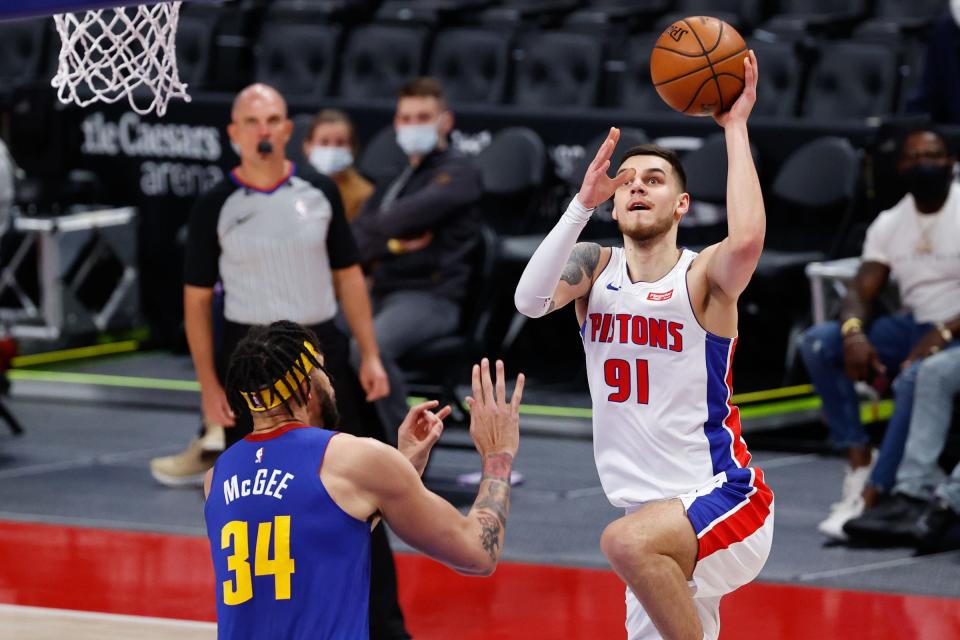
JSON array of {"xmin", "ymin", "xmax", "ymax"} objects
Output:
[
  {"xmin": 714, "ymin": 49, "xmax": 758, "ymax": 128},
  {"xmin": 465, "ymin": 358, "xmax": 524, "ymax": 459},
  {"xmin": 397, "ymin": 399, "xmax": 452, "ymax": 476},
  {"xmin": 577, "ymin": 127, "xmax": 637, "ymax": 209}
]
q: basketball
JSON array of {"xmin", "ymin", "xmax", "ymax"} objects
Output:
[{"xmin": 650, "ymin": 16, "xmax": 748, "ymax": 116}]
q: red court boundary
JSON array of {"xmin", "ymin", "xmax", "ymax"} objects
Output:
[{"xmin": 1, "ymin": 520, "xmax": 957, "ymax": 639}]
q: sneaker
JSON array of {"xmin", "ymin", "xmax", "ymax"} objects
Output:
[
  {"xmin": 818, "ymin": 494, "xmax": 865, "ymax": 540},
  {"xmin": 914, "ymin": 500, "xmax": 960, "ymax": 553},
  {"xmin": 150, "ymin": 435, "xmax": 221, "ymax": 487},
  {"xmin": 198, "ymin": 420, "xmax": 225, "ymax": 452},
  {"xmin": 818, "ymin": 456, "xmax": 875, "ymax": 540},
  {"xmin": 843, "ymin": 493, "xmax": 928, "ymax": 545}
]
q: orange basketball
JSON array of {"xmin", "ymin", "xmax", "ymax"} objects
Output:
[{"xmin": 650, "ymin": 16, "xmax": 748, "ymax": 116}]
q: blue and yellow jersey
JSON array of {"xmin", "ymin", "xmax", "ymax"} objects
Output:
[{"xmin": 204, "ymin": 423, "xmax": 370, "ymax": 640}]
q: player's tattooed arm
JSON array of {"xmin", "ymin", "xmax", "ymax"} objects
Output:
[
  {"xmin": 470, "ymin": 452, "xmax": 513, "ymax": 562},
  {"xmin": 561, "ymin": 242, "xmax": 601, "ymax": 286}
]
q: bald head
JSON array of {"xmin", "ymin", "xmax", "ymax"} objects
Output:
[
  {"xmin": 232, "ymin": 83, "xmax": 287, "ymax": 122},
  {"xmin": 227, "ymin": 83, "xmax": 293, "ymax": 168}
]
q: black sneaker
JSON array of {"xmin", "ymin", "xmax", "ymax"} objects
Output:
[
  {"xmin": 843, "ymin": 493, "xmax": 928, "ymax": 545},
  {"xmin": 914, "ymin": 501, "xmax": 960, "ymax": 554}
]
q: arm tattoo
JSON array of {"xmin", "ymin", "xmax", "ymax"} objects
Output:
[
  {"xmin": 561, "ymin": 243, "xmax": 601, "ymax": 286},
  {"xmin": 476, "ymin": 512, "xmax": 502, "ymax": 562},
  {"xmin": 471, "ymin": 453, "xmax": 513, "ymax": 561}
]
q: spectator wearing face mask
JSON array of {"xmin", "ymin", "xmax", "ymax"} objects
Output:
[
  {"xmin": 351, "ymin": 77, "xmax": 483, "ymax": 431},
  {"xmin": 302, "ymin": 109, "xmax": 373, "ymax": 222},
  {"xmin": 799, "ymin": 128, "xmax": 960, "ymax": 541}
]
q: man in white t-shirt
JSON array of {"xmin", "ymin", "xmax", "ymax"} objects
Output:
[{"xmin": 799, "ymin": 128, "xmax": 960, "ymax": 540}]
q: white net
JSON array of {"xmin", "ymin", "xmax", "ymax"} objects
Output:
[{"xmin": 52, "ymin": 1, "xmax": 190, "ymax": 117}]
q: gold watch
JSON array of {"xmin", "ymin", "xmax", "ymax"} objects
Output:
[{"xmin": 841, "ymin": 317, "xmax": 863, "ymax": 337}]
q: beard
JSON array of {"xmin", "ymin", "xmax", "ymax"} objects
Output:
[
  {"xmin": 616, "ymin": 209, "xmax": 676, "ymax": 242},
  {"xmin": 319, "ymin": 392, "xmax": 340, "ymax": 429}
]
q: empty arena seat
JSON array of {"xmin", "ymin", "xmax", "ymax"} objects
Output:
[
  {"xmin": 481, "ymin": 0, "xmax": 582, "ymax": 25},
  {"xmin": 759, "ymin": 0, "xmax": 869, "ymax": 37},
  {"xmin": 338, "ymin": 24, "xmax": 430, "ymax": 101},
  {"xmin": 512, "ymin": 31, "xmax": 603, "ymax": 108},
  {"xmin": 474, "ymin": 127, "xmax": 547, "ymax": 234},
  {"xmin": 856, "ymin": 0, "xmax": 945, "ymax": 35},
  {"xmin": 766, "ymin": 136, "xmax": 861, "ymax": 257},
  {"xmin": 750, "ymin": 40, "xmax": 806, "ymax": 119},
  {"xmin": 428, "ymin": 28, "xmax": 511, "ymax": 105},
  {"xmin": 566, "ymin": 0, "xmax": 672, "ymax": 27},
  {"xmin": 267, "ymin": 0, "xmax": 381, "ymax": 22},
  {"xmin": 175, "ymin": 15, "xmax": 216, "ymax": 91},
  {"xmin": 357, "ymin": 125, "xmax": 409, "ymax": 187},
  {"xmin": 616, "ymin": 33, "xmax": 676, "ymax": 113},
  {"xmin": 376, "ymin": 0, "xmax": 493, "ymax": 25},
  {"xmin": 802, "ymin": 42, "xmax": 900, "ymax": 120},
  {"xmin": 254, "ymin": 22, "xmax": 340, "ymax": 99},
  {"xmin": 655, "ymin": 0, "xmax": 765, "ymax": 34},
  {"xmin": 0, "ymin": 18, "xmax": 47, "ymax": 97}
]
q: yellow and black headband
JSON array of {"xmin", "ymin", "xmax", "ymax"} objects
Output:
[{"xmin": 240, "ymin": 341, "xmax": 323, "ymax": 413}]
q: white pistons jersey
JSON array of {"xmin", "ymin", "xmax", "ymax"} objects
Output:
[{"xmin": 582, "ymin": 247, "xmax": 755, "ymax": 507}]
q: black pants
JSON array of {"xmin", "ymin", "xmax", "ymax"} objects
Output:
[{"xmin": 219, "ymin": 318, "xmax": 410, "ymax": 640}]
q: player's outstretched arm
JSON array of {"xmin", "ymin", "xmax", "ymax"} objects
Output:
[
  {"xmin": 514, "ymin": 128, "xmax": 634, "ymax": 318},
  {"xmin": 704, "ymin": 50, "xmax": 765, "ymax": 303},
  {"xmin": 350, "ymin": 359, "xmax": 524, "ymax": 576}
]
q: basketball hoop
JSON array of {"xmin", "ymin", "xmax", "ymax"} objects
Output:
[{"xmin": 51, "ymin": 1, "xmax": 190, "ymax": 117}]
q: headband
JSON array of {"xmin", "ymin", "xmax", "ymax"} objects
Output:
[{"xmin": 240, "ymin": 341, "xmax": 322, "ymax": 413}]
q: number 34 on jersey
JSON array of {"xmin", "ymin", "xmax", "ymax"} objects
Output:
[{"xmin": 220, "ymin": 515, "xmax": 296, "ymax": 605}]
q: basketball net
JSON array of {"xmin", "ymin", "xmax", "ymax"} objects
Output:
[{"xmin": 52, "ymin": 1, "xmax": 190, "ymax": 117}]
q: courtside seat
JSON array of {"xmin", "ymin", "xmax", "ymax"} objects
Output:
[
  {"xmin": 254, "ymin": 22, "xmax": 341, "ymax": 99},
  {"xmin": 764, "ymin": 136, "xmax": 861, "ymax": 262},
  {"xmin": 357, "ymin": 125, "xmax": 409, "ymax": 188},
  {"xmin": 511, "ymin": 31, "xmax": 603, "ymax": 108},
  {"xmin": 475, "ymin": 126, "xmax": 547, "ymax": 236},
  {"xmin": 399, "ymin": 224, "xmax": 499, "ymax": 423},
  {"xmin": 338, "ymin": 24, "xmax": 431, "ymax": 101},
  {"xmin": 428, "ymin": 28, "xmax": 511, "ymax": 105},
  {"xmin": 801, "ymin": 41, "xmax": 900, "ymax": 120}
]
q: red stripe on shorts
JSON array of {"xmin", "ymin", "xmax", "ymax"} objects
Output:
[{"xmin": 697, "ymin": 467, "xmax": 773, "ymax": 560}]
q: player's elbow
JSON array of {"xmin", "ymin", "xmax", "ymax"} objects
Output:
[
  {"xmin": 455, "ymin": 555, "xmax": 497, "ymax": 577},
  {"xmin": 514, "ymin": 287, "xmax": 548, "ymax": 319}
]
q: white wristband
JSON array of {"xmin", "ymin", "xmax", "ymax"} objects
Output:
[{"xmin": 562, "ymin": 194, "xmax": 595, "ymax": 225}]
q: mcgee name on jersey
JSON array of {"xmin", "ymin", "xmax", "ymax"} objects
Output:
[
  {"xmin": 223, "ymin": 468, "xmax": 295, "ymax": 506},
  {"xmin": 586, "ymin": 312, "xmax": 684, "ymax": 352}
]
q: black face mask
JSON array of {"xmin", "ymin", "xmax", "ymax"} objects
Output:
[{"xmin": 901, "ymin": 164, "xmax": 954, "ymax": 205}]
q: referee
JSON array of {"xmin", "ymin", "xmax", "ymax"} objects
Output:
[{"xmin": 181, "ymin": 84, "xmax": 409, "ymax": 639}]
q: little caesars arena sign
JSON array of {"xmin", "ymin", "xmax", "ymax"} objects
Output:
[{"xmin": 80, "ymin": 111, "xmax": 225, "ymax": 198}]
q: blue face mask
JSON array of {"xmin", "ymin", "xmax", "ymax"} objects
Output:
[
  {"xmin": 396, "ymin": 124, "xmax": 439, "ymax": 157},
  {"xmin": 309, "ymin": 146, "xmax": 354, "ymax": 175}
]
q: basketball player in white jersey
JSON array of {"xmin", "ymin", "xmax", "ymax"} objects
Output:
[{"xmin": 515, "ymin": 51, "xmax": 772, "ymax": 640}]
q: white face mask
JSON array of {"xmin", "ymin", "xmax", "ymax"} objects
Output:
[
  {"xmin": 952, "ymin": 0, "xmax": 960, "ymax": 27},
  {"xmin": 396, "ymin": 124, "xmax": 439, "ymax": 157},
  {"xmin": 308, "ymin": 146, "xmax": 353, "ymax": 175}
]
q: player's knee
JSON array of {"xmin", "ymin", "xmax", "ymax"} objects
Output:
[{"xmin": 600, "ymin": 519, "xmax": 652, "ymax": 570}]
